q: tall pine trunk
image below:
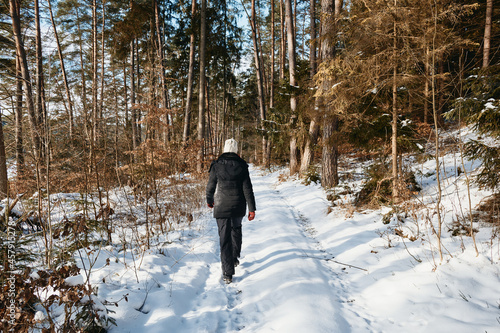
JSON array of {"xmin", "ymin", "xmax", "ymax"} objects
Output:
[
  {"xmin": 250, "ymin": 0, "xmax": 268, "ymax": 165},
  {"xmin": 483, "ymin": 0, "xmax": 493, "ymax": 68},
  {"xmin": 319, "ymin": 0, "xmax": 340, "ymax": 188},
  {"xmin": 198, "ymin": 0, "xmax": 207, "ymax": 172},
  {"xmin": 35, "ymin": 0, "xmax": 47, "ymax": 156},
  {"xmin": 10, "ymin": 0, "xmax": 41, "ymax": 162},
  {"xmin": 300, "ymin": 0, "xmax": 319, "ymax": 175},
  {"xmin": 285, "ymin": 0, "xmax": 298, "ymax": 175},
  {"xmin": 15, "ymin": 56, "xmax": 24, "ymax": 176},
  {"xmin": 183, "ymin": 0, "xmax": 197, "ymax": 146}
]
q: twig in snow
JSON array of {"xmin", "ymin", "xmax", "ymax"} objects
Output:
[{"xmin": 302, "ymin": 255, "xmax": 368, "ymax": 271}]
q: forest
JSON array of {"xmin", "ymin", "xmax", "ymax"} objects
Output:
[{"xmin": 1, "ymin": 0, "xmax": 500, "ymax": 331}]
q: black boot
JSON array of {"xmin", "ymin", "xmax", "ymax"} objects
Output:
[{"xmin": 223, "ymin": 274, "xmax": 232, "ymax": 284}]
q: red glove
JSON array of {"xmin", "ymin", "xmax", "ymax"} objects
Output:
[
  {"xmin": 208, "ymin": 203, "xmax": 214, "ymax": 208},
  {"xmin": 248, "ymin": 211, "xmax": 255, "ymax": 221}
]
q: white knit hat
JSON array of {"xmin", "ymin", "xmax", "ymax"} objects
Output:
[{"xmin": 223, "ymin": 138, "xmax": 238, "ymax": 153}]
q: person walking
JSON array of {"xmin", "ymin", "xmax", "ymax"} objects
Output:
[{"xmin": 206, "ymin": 138, "xmax": 256, "ymax": 284}]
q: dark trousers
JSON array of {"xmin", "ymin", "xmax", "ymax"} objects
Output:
[{"xmin": 216, "ymin": 217, "xmax": 243, "ymax": 277}]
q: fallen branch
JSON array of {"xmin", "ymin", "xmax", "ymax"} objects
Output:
[{"xmin": 302, "ymin": 255, "xmax": 368, "ymax": 271}]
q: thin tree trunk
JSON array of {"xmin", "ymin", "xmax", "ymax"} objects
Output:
[
  {"xmin": 0, "ymin": 110, "xmax": 8, "ymax": 199},
  {"xmin": 249, "ymin": 0, "xmax": 267, "ymax": 165},
  {"xmin": 280, "ymin": 0, "xmax": 286, "ymax": 80},
  {"xmin": 198, "ymin": 0, "xmax": 207, "ymax": 173},
  {"xmin": 265, "ymin": 0, "xmax": 275, "ymax": 167},
  {"xmin": 270, "ymin": 0, "xmax": 275, "ymax": 111},
  {"xmin": 483, "ymin": 0, "xmax": 493, "ymax": 68},
  {"xmin": 92, "ymin": 0, "xmax": 99, "ymax": 146},
  {"xmin": 47, "ymin": 0, "xmax": 74, "ymax": 139},
  {"xmin": 183, "ymin": 0, "xmax": 197, "ymax": 146},
  {"xmin": 15, "ymin": 56, "xmax": 24, "ymax": 176},
  {"xmin": 392, "ymin": 61, "xmax": 399, "ymax": 200},
  {"xmin": 130, "ymin": 39, "xmax": 138, "ymax": 152},
  {"xmin": 424, "ymin": 45, "xmax": 430, "ymax": 124},
  {"xmin": 155, "ymin": 0, "xmax": 170, "ymax": 143},
  {"xmin": 35, "ymin": 0, "xmax": 46, "ymax": 155},
  {"xmin": 310, "ymin": 0, "xmax": 317, "ymax": 77},
  {"xmin": 76, "ymin": 6, "xmax": 89, "ymax": 139},
  {"xmin": 99, "ymin": 0, "xmax": 106, "ymax": 125},
  {"xmin": 135, "ymin": 40, "xmax": 142, "ymax": 143},
  {"xmin": 392, "ymin": 0, "xmax": 399, "ymax": 200},
  {"xmin": 10, "ymin": 0, "xmax": 41, "ymax": 161},
  {"xmin": 431, "ymin": 0, "xmax": 443, "ymax": 262},
  {"xmin": 285, "ymin": 0, "xmax": 298, "ymax": 175}
]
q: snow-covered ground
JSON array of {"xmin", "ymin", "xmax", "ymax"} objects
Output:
[{"xmin": 59, "ymin": 152, "xmax": 500, "ymax": 333}]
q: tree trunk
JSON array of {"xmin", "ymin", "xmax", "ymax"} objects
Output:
[
  {"xmin": 265, "ymin": 0, "xmax": 276, "ymax": 168},
  {"xmin": 300, "ymin": 119, "xmax": 319, "ymax": 175},
  {"xmin": 35, "ymin": 0, "xmax": 47, "ymax": 155},
  {"xmin": 250, "ymin": 0, "xmax": 268, "ymax": 165},
  {"xmin": 198, "ymin": 0, "xmax": 207, "ymax": 172},
  {"xmin": 15, "ymin": 56, "xmax": 24, "ymax": 176},
  {"xmin": 424, "ymin": 45, "xmax": 430, "ymax": 124},
  {"xmin": 92, "ymin": 0, "xmax": 99, "ymax": 146},
  {"xmin": 310, "ymin": 0, "xmax": 317, "ymax": 77},
  {"xmin": 285, "ymin": 0, "xmax": 298, "ymax": 175},
  {"xmin": 280, "ymin": 0, "xmax": 286, "ymax": 80},
  {"xmin": 392, "ymin": 0, "xmax": 399, "ymax": 200},
  {"xmin": 183, "ymin": 0, "xmax": 197, "ymax": 146},
  {"xmin": 47, "ymin": 0, "xmax": 74, "ymax": 139},
  {"xmin": 483, "ymin": 0, "xmax": 493, "ymax": 68},
  {"xmin": 300, "ymin": 0, "xmax": 319, "ymax": 175},
  {"xmin": 0, "ymin": 110, "xmax": 8, "ymax": 199},
  {"xmin": 99, "ymin": 0, "xmax": 106, "ymax": 128},
  {"xmin": 319, "ymin": 0, "xmax": 340, "ymax": 188},
  {"xmin": 76, "ymin": 6, "xmax": 89, "ymax": 139},
  {"xmin": 10, "ymin": 0, "xmax": 41, "ymax": 161},
  {"xmin": 154, "ymin": 0, "xmax": 170, "ymax": 144}
]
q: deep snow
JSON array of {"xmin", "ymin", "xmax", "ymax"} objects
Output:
[{"xmin": 63, "ymin": 155, "xmax": 500, "ymax": 333}]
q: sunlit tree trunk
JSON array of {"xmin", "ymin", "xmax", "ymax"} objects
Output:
[
  {"xmin": 300, "ymin": 0, "xmax": 319, "ymax": 175},
  {"xmin": 183, "ymin": 0, "xmax": 197, "ymax": 146},
  {"xmin": 483, "ymin": 0, "xmax": 493, "ymax": 68},
  {"xmin": 198, "ymin": 0, "xmax": 207, "ymax": 172},
  {"xmin": 285, "ymin": 0, "xmax": 298, "ymax": 175},
  {"xmin": 319, "ymin": 0, "xmax": 340, "ymax": 188}
]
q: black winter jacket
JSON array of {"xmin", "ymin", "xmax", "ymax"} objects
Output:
[{"xmin": 206, "ymin": 153, "xmax": 256, "ymax": 218}]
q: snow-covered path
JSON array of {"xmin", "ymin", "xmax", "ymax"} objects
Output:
[
  {"xmin": 102, "ymin": 166, "xmax": 500, "ymax": 333},
  {"xmin": 106, "ymin": 168, "xmax": 351, "ymax": 332},
  {"xmin": 228, "ymin": 170, "xmax": 348, "ymax": 332}
]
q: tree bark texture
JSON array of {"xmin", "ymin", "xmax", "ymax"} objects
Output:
[
  {"xmin": 483, "ymin": 0, "xmax": 493, "ymax": 68},
  {"xmin": 319, "ymin": 0, "xmax": 339, "ymax": 188}
]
